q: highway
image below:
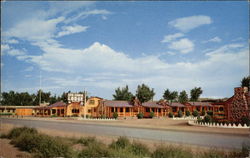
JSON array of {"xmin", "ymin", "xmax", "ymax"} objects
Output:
[{"xmin": 1, "ymin": 118, "xmax": 249, "ymax": 149}]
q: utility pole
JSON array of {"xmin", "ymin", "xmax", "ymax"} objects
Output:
[
  {"xmin": 84, "ymin": 89, "xmax": 87, "ymax": 119},
  {"xmin": 39, "ymin": 68, "xmax": 41, "ymax": 106}
]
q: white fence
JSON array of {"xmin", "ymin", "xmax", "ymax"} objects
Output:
[
  {"xmin": 172, "ymin": 116, "xmax": 204, "ymax": 120},
  {"xmin": 188, "ymin": 120, "xmax": 249, "ymax": 129},
  {"xmin": 77, "ymin": 117, "xmax": 116, "ymax": 121}
]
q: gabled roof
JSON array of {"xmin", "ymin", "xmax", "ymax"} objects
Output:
[
  {"xmin": 169, "ymin": 102, "xmax": 185, "ymax": 107},
  {"xmin": 142, "ymin": 101, "xmax": 168, "ymax": 108},
  {"xmin": 188, "ymin": 102, "xmax": 212, "ymax": 107},
  {"xmin": 49, "ymin": 101, "xmax": 66, "ymax": 107},
  {"xmin": 103, "ymin": 100, "xmax": 133, "ymax": 107}
]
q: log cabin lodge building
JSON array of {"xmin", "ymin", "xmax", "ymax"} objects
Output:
[{"xmin": 0, "ymin": 87, "xmax": 249, "ymax": 122}]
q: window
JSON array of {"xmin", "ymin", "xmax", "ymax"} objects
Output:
[
  {"xmin": 126, "ymin": 108, "xmax": 129, "ymax": 112},
  {"xmin": 61, "ymin": 109, "xmax": 64, "ymax": 114},
  {"xmin": 111, "ymin": 107, "xmax": 114, "ymax": 112},
  {"xmin": 219, "ymin": 107, "xmax": 224, "ymax": 112},
  {"xmin": 52, "ymin": 109, "xmax": 56, "ymax": 114},
  {"xmin": 172, "ymin": 107, "xmax": 177, "ymax": 112},
  {"xmin": 146, "ymin": 108, "xmax": 150, "ymax": 112},
  {"xmin": 88, "ymin": 109, "xmax": 91, "ymax": 113},
  {"xmin": 152, "ymin": 108, "xmax": 155, "ymax": 112},
  {"xmin": 120, "ymin": 108, "xmax": 123, "ymax": 112},
  {"xmin": 72, "ymin": 109, "xmax": 79, "ymax": 113},
  {"xmin": 89, "ymin": 100, "xmax": 95, "ymax": 105}
]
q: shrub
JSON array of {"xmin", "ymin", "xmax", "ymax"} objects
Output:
[
  {"xmin": 207, "ymin": 110, "xmax": 213, "ymax": 116},
  {"xmin": 137, "ymin": 112, "xmax": 144, "ymax": 119},
  {"xmin": 113, "ymin": 112, "xmax": 118, "ymax": 119},
  {"xmin": 0, "ymin": 113, "xmax": 13, "ymax": 115},
  {"xmin": 77, "ymin": 137, "xmax": 97, "ymax": 146},
  {"xmin": 241, "ymin": 142, "xmax": 250, "ymax": 157},
  {"xmin": 149, "ymin": 111, "xmax": 155, "ymax": 118},
  {"xmin": 201, "ymin": 109, "xmax": 206, "ymax": 116},
  {"xmin": 178, "ymin": 110, "xmax": 183, "ymax": 117},
  {"xmin": 110, "ymin": 136, "xmax": 131, "ymax": 149},
  {"xmin": 241, "ymin": 116, "xmax": 250, "ymax": 126},
  {"xmin": 7, "ymin": 127, "xmax": 38, "ymax": 139},
  {"xmin": 204, "ymin": 115, "xmax": 211, "ymax": 123},
  {"xmin": 11, "ymin": 132, "xmax": 72, "ymax": 158},
  {"xmin": 198, "ymin": 149, "xmax": 225, "ymax": 158},
  {"xmin": 51, "ymin": 114, "xmax": 57, "ymax": 117},
  {"xmin": 78, "ymin": 142, "xmax": 112, "ymax": 158},
  {"xmin": 168, "ymin": 112, "xmax": 173, "ymax": 118},
  {"xmin": 185, "ymin": 110, "xmax": 190, "ymax": 117},
  {"xmin": 130, "ymin": 141, "xmax": 150, "ymax": 156},
  {"xmin": 152, "ymin": 146, "xmax": 193, "ymax": 158},
  {"xmin": 192, "ymin": 110, "xmax": 199, "ymax": 117},
  {"xmin": 101, "ymin": 114, "xmax": 106, "ymax": 119}
]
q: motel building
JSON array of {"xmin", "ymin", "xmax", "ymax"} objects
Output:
[{"xmin": 0, "ymin": 87, "xmax": 249, "ymax": 123}]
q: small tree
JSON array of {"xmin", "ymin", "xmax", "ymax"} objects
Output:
[
  {"xmin": 149, "ymin": 111, "xmax": 155, "ymax": 118},
  {"xmin": 207, "ymin": 110, "xmax": 213, "ymax": 116},
  {"xmin": 178, "ymin": 110, "xmax": 183, "ymax": 117},
  {"xmin": 241, "ymin": 116, "xmax": 250, "ymax": 126},
  {"xmin": 168, "ymin": 112, "xmax": 173, "ymax": 118},
  {"xmin": 204, "ymin": 115, "xmax": 211, "ymax": 123},
  {"xmin": 113, "ymin": 85, "xmax": 133, "ymax": 101},
  {"xmin": 201, "ymin": 109, "xmax": 206, "ymax": 116},
  {"xmin": 137, "ymin": 112, "xmax": 144, "ymax": 119},
  {"xmin": 241, "ymin": 76, "xmax": 250, "ymax": 90},
  {"xmin": 178, "ymin": 90, "xmax": 188, "ymax": 104},
  {"xmin": 190, "ymin": 87, "xmax": 203, "ymax": 101},
  {"xmin": 113, "ymin": 112, "xmax": 118, "ymax": 119},
  {"xmin": 163, "ymin": 89, "xmax": 178, "ymax": 104},
  {"xmin": 136, "ymin": 84, "xmax": 155, "ymax": 103},
  {"xmin": 185, "ymin": 110, "xmax": 190, "ymax": 117},
  {"xmin": 192, "ymin": 110, "xmax": 199, "ymax": 117}
]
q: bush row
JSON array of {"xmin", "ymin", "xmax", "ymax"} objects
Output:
[{"xmin": 2, "ymin": 127, "xmax": 249, "ymax": 158}]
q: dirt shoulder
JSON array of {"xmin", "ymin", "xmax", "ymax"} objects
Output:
[
  {"xmin": 1, "ymin": 116, "xmax": 249, "ymax": 136},
  {"xmin": 0, "ymin": 138, "xmax": 32, "ymax": 158}
]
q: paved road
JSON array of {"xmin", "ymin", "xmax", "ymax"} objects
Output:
[{"xmin": 1, "ymin": 118, "xmax": 249, "ymax": 149}]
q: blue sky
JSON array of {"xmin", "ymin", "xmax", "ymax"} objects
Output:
[{"xmin": 1, "ymin": 1, "xmax": 249, "ymax": 100}]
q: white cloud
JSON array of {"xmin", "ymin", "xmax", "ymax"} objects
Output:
[
  {"xmin": 161, "ymin": 33, "xmax": 184, "ymax": 43},
  {"xmin": 168, "ymin": 38, "xmax": 194, "ymax": 54},
  {"xmin": 5, "ymin": 39, "xmax": 19, "ymax": 44},
  {"xmin": 24, "ymin": 66, "xmax": 34, "ymax": 72},
  {"xmin": 4, "ymin": 16, "xmax": 65, "ymax": 41},
  {"xmin": 56, "ymin": 25, "xmax": 89, "ymax": 37},
  {"xmin": 168, "ymin": 15, "xmax": 212, "ymax": 32},
  {"xmin": 25, "ymin": 75, "xmax": 32, "ymax": 78},
  {"xmin": 1, "ymin": 44, "xmax": 10, "ymax": 55},
  {"xmin": 202, "ymin": 36, "xmax": 222, "ymax": 43},
  {"xmin": 7, "ymin": 49, "xmax": 26, "ymax": 56},
  {"xmin": 64, "ymin": 9, "xmax": 112, "ymax": 23},
  {"xmin": 7, "ymin": 41, "xmax": 248, "ymax": 99}
]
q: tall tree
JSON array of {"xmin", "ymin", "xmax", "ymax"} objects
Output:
[
  {"xmin": 241, "ymin": 76, "xmax": 250, "ymax": 90},
  {"xmin": 33, "ymin": 90, "xmax": 51, "ymax": 105},
  {"xmin": 60, "ymin": 91, "xmax": 70, "ymax": 103},
  {"xmin": 136, "ymin": 84, "xmax": 155, "ymax": 103},
  {"xmin": 178, "ymin": 90, "xmax": 188, "ymax": 104},
  {"xmin": 113, "ymin": 85, "xmax": 133, "ymax": 101},
  {"xmin": 163, "ymin": 89, "xmax": 178, "ymax": 103},
  {"xmin": 190, "ymin": 87, "xmax": 203, "ymax": 101}
]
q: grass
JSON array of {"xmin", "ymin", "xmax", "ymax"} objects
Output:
[{"xmin": 3, "ymin": 127, "xmax": 249, "ymax": 158}]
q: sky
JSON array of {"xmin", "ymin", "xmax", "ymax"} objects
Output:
[{"xmin": 1, "ymin": 1, "xmax": 249, "ymax": 100}]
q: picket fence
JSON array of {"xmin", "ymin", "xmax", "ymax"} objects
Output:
[{"xmin": 188, "ymin": 120, "xmax": 249, "ymax": 129}]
